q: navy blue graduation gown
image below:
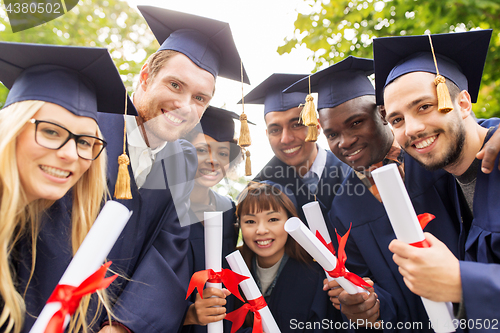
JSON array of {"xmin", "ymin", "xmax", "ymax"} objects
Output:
[
  {"xmin": 235, "ymin": 258, "xmax": 344, "ymax": 333},
  {"xmin": 14, "ymin": 113, "xmax": 197, "ymax": 333},
  {"xmin": 453, "ymin": 125, "xmax": 500, "ymax": 328},
  {"xmin": 13, "ymin": 197, "xmax": 73, "ymax": 332},
  {"xmin": 254, "ymin": 149, "xmax": 350, "ymax": 225},
  {"xmin": 328, "ymin": 155, "xmax": 461, "ymax": 332},
  {"xmin": 183, "ymin": 191, "xmax": 238, "ymax": 333},
  {"xmin": 100, "ymin": 113, "xmax": 196, "ymax": 333}
]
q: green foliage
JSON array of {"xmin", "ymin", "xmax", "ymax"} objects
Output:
[
  {"xmin": 278, "ymin": 0, "xmax": 500, "ymax": 118},
  {"xmin": 0, "ymin": 0, "xmax": 158, "ymax": 108}
]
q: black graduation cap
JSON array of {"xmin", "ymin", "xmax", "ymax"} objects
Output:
[
  {"xmin": 373, "ymin": 29, "xmax": 492, "ymax": 105},
  {"xmin": 284, "ymin": 56, "xmax": 374, "ymax": 109},
  {"xmin": 138, "ymin": 5, "xmax": 249, "ymax": 84},
  {"xmin": 193, "ymin": 105, "xmax": 255, "ymax": 142},
  {"xmin": 0, "ymin": 42, "xmax": 137, "ymax": 121},
  {"xmin": 241, "ymin": 73, "xmax": 308, "ymax": 116}
]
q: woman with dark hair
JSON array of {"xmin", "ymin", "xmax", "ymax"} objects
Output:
[
  {"xmin": 182, "ymin": 106, "xmax": 244, "ymax": 329},
  {"xmin": 233, "ymin": 181, "xmax": 344, "ymax": 333}
]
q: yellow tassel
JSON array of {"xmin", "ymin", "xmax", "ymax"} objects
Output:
[
  {"xmin": 114, "ymin": 90, "xmax": 132, "ymax": 199},
  {"xmin": 434, "ymin": 75, "xmax": 453, "ymax": 113},
  {"xmin": 114, "ymin": 153, "xmax": 132, "ymax": 199},
  {"xmin": 427, "ymin": 34, "xmax": 453, "ymax": 114},
  {"xmin": 305, "ymin": 125, "xmax": 318, "ymax": 142},
  {"xmin": 245, "ymin": 150, "xmax": 252, "ymax": 176},
  {"xmin": 301, "ymin": 94, "xmax": 318, "ymax": 126},
  {"xmin": 238, "ymin": 113, "xmax": 251, "ymax": 147}
]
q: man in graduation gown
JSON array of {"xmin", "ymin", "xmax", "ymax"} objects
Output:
[
  {"xmin": 96, "ymin": 6, "xmax": 250, "ymax": 333},
  {"xmin": 248, "ymin": 73, "xmax": 349, "ymax": 225},
  {"xmin": 375, "ymin": 30, "xmax": 500, "ymax": 329},
  {"xmin": 286, "ymin": 54, "xmax": 500, "ymax": 331}
]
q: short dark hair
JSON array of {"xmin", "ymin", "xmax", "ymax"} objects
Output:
[{"xmin": 446, "ymin": 78, "xmax": 461, "ymax": 101}]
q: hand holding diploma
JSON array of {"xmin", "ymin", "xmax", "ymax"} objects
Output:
[
  {"xmin": 284, "ymin": 217, "xmax": 370, "ymax": 294},
  {"xmin": 389, "ymin": 233, "xmax": 462, "ymax": 303},
  {"xmin": 302, "ymin": 202, "xmax": 368, "ymax": 294},
  {"xmin": 372, "ymin": 164, "xmax": 456, "ymax": 333},
  {"xmin": 185, "ymin": 212, "xmax": 248, "ymax": 333},
  {"xmin": 184, "ymin": 287, "xmax": 231, "ymax": 326},
  {"xmin": 323, "ymin": 278, "xmax": 381, "ymax": 326}
]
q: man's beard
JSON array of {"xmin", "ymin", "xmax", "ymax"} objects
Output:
[
  {"xmin": 136, "ymin": 98, "xmax": 193, "ymax": 144},
  {"xmin": 408, "ymin": 120, "xmax": 466, "ymax": 172}
]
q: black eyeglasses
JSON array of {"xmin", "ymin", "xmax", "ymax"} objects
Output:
[{"xmin": 30, "ymin": 119, "xmax": 107, "ymax": 161}]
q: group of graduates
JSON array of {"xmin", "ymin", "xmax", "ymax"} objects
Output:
[{"xmin": 1, "ymin": 4, "xmax": 500, "ymax": 333}]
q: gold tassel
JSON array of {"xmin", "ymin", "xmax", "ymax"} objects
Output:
[
  {"xmin": 238, "ymin": 112, "xmax": 251, "ymax": 147},
  {"xmin": 428, "ymin": 34, "xmax": 453, "ymax": 114},
  {"xmin": 114, "ymin": 91, "xmax": 133, "ymax": 199},
  {"xmin": 245, "ymin": 150, "xmax": 252, "ymax": 176},
  {"xmin": 300, "ymin": 76, "xmax": 319, "ymax": 142},
  {"xmin": 301, "ymin": 94, "xmax": 318, "ymax": 126},
  {"xmin": 305, "ymin": 125, "xmax": 318, "ymax": 142},
  {"xmin": 434, "ymin": 75, "xmax": 453, "ymax": 113},
  {"xmin": 114, "ymin": 153, "xmax": 132, "ymax": 199},
  {"xmin": 238, "ymin": 60, "xmax": 252, "ymax": 148}
]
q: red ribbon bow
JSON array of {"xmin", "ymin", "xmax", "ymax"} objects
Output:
[
  {"xmin": 44, "ymin": 261, "xmax": 117, "ymax": 333},
  {"xmin": 225, "ymin": 295, "xmax": 267, "ymax": 333},
  {"xmin": 186, "ymin": 269, "xmax": 249, "ymax": 302},
  {"xmin": 409, "ymin": 213, "xmax": 436, "ymax": 248},
  {"xmin": 316, "ymin": 225, "xmax": 371, "ymax": 290}
]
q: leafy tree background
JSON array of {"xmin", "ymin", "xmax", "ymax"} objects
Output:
[
  {"xmin": 278, "ymin": 0, "xmax": 500, "ymax": 118},
  {"xmin": 0, "ymin": 0, "xmax": 256, "ymax": 191},
  {"xmin": 0, "ymin": 0, "xmax": 159, "ymax": 108}
]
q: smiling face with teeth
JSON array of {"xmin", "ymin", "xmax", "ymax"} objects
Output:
[
  {"xmin": 134, "ymin": 52, "xmax": 215, "ymax": 148},
  {"xmin": 16, "ymin": 103, "xmax": 95, "ymax": 203},
  {"xmin": 265, "ymin": 107, "xmax": 318, "ymax": 177},
  {"xmin": 240, "ymin": 208, "xmax": 289, "ymax": 268},
  {"xmin": 190, "ymin": 132, "xmax": 231, "ymax": 189},
  {"xmin": 384, "ymin": 72, "xmax": 469, "ymax": 173},
  {"xmin": 319, "ymin": 95, "xmax": 393, "ymax": 172}
]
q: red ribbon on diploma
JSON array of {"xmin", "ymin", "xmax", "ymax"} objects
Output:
[
  {"xmin": 186, "ymin": 269, "xmax": 249, "ymax": 302},
  {"xmin": 44, "ymin": 261, "xmax": 117, "ymax": 333},
  {"xmin": 225, "ymin": 295, "xmax": 267, "ymax": 333},
  {"xmin": 315, "ymin": 230, "xmax": 336, "ymax": 256},
  {"xmin": 316, "ymin": 225, "xmax": 371, "ymax": 290},
  {"xmin": 409, "ymin": 213, "xmax": 436, "ymax": 248}
]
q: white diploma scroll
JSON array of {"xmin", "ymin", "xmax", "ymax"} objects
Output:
[
  {"xmin": 225, "ymin": 250, "xmax": 281, "ymax": 333},
  {"xmin": 285, "ymin": 217, "xmax": 367, "ymax": 295},
  {"xmin": 30, "ymin": 200, "xmax": 132, "ymax": 333},
  {"xmin": 371, "ymin": 164, "xmax": 456, "ymax": 333},
  {"xmin": 204, "ymin": 211, "xmax": 224, "ymax": 333},
  {"xmin": 302, "ymin": 202, "xmax": 367, "ymax": 294}
]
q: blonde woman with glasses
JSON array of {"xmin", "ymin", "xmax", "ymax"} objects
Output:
[{"xmin": 0, "ymin": 42, "xmax": 134, "ymax": 333}]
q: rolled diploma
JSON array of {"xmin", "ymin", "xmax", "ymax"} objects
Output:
[
  {"xmin": 225, "ymin": 250, "xmax": 281, "ymax": 333},
  {"xmin": 302, "ymin": 202, "xmax": 367, "ymax": 294},
  {"xmin": 204, "ymin": 212, "xmax": 224, "ymax": 333},
  {"xmin": 285, "ymin": 217, "xmax": 367, "ymax": 295},
  {"xmin": 371, "ymin": 164, "xmax": 455, "ymax": 333},
  {"xmin": 30, "ymin": 200, "xmax": 132, "ymax": 333}
]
